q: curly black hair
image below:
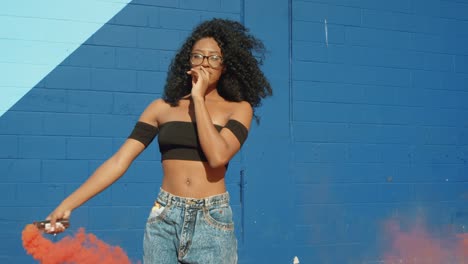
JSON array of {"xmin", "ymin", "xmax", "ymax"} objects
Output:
[{"xmin": 162, "ymin": 18, "xmax": 272, "ymax": 113}]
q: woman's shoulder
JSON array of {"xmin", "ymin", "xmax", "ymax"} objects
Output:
[
  {"xmin": 227, "ymin": 101, "xmax": 253, "ymax": 125},
  {"xmin": 138, "ymin": 98, "xmax": 172, "ymax": 126},
  {"xmin": 230, "ymin": 100, "xmax": 253, "ymax": 114},
  {"xmin": 147, "ymin": 98, "xmax": 171, "ymax": 110}
]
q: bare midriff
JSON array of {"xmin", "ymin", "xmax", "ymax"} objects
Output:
[{"xmin": 161, "ymin": 159, "xmax": 227, "ymax": 198}]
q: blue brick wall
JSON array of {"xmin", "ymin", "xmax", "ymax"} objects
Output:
[
  {"xmin": 292, "ymin": 0, "xmax": 468, "ymax": 263},
  {"xmin": 1, "ymin": 0, "xmax": 468, "ymax": 263}
]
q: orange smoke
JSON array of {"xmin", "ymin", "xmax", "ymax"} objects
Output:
[
  {"xmin": 22, "ymin": 224, "xmax": 134, "ymax": 264},
  {"xmin": 458, "ymin": 233, "xmax": 468, "ymax": 259},
  {"xmin": 383, "ymin": 220, "xmax": 468, "ymax": 264}
]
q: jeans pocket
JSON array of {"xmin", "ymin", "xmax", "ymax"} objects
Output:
[
  {"xmin": 203, "ymin": 205, "xmax": 234, "ymax": 231},
  {"xmin": 147, "ymin": 201, "xmax": 169, "ymax": 224}
]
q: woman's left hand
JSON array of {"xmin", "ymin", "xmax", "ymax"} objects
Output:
[{"xmin": 187, "ymin": 66, "xmax": 210, "ymax": 99}]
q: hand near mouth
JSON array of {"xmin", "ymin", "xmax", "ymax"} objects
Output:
[{"xmin": 187, "ymin": 66, "xmax": 210, "ymax": 99}]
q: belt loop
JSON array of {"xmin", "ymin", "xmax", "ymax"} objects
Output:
[{"xmin": 165, "ymin": 192, "xmax": 172, "ymax": 207}]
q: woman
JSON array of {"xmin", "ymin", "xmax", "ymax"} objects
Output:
[{"xmin": 46, "ymin": 18, "xmax": 272, "ymax": 263}]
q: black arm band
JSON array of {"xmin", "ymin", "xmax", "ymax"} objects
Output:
[
  {"xmin": 128, "ymin": 121, "xmax": 159, "ymax": 148},
  {"xmin": 224, "ymin": 119, "xmax": 248, "ymax": 146}
]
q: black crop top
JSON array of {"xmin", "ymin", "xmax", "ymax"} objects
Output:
[{"xmin": 128, "ymin": 120, "xmax": 248, "ymax": 162}]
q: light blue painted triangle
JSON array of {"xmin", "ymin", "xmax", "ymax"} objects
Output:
[{"xmin": 0, "ymin": 0, "xmax": 131, "ymax": 117}]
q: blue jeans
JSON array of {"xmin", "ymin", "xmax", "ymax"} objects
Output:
[{"xmin": 143, "ymin": 188, "xmax": 238, "ymax": 264}]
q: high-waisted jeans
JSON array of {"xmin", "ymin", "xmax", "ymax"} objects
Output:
[{"xmin": 143, "ymin": 188, "xmax": 238, "ymax": 264}]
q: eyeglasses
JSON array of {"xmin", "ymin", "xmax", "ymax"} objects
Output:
[{"xmin": 190, "ymin": 53, "xmax": 223, "ymax": 68}]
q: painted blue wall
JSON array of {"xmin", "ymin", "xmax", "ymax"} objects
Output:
[
  {"xmin": 1, "ymin": 0, "xmax": 467, "ymax": 263},
  {"xmin": 291, "ymin": 0, "xmax": 468, "ymax": 263}
]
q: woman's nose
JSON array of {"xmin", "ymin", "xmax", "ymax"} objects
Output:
[{"xmin": 200, "ymin": 56, "xmax": 210, "ymax": 67}]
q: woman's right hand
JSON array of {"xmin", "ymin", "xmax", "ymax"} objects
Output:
[
  {"xmin": 44, "ymin": 207, "xmax": 71, "ymax": 233},
  {"xmin": 187, "ymin": 66, "xmax": 210, "ymax": 99}
]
